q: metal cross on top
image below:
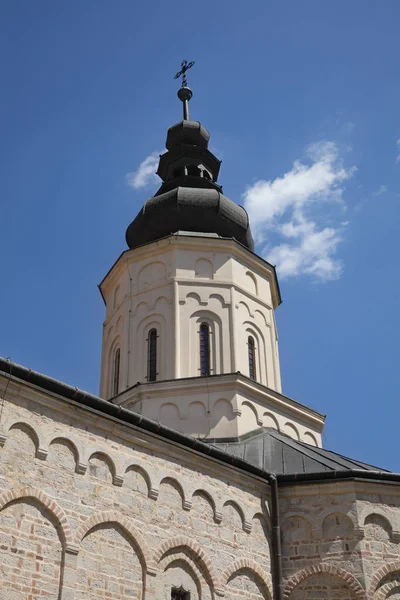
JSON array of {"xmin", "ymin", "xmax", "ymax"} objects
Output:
[{"xmin": 174, "ymin": 59, "xmax": 195, "ymax": 88}]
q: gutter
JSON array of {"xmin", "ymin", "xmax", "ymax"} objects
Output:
[
  {"xmin": 277, "ymin": 469, "xmax": 400, "ymax": 485},
  {"xmin": 270, "ymin": 476, "xmax": 284, "ymax": 600},
  {"xmin": 0, "ymin": 358, "xmax": 270, "ymax": 479}
]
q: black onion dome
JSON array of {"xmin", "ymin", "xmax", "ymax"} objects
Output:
[
  {"xmin": 126, "ymin": 84, "xmax": 254, "ymax": 252},
  {"xmin": 166, "ymin": 120, "xmax": 210, "ymax": 150},
  {"xmin": 125, "ymin": 187, "xmax": 254, "ymax": 251}
]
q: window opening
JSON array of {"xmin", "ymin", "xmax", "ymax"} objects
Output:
[
  {"xmin": 147, "ymin": 328, "xmax": 158, "ymax": 382},
  {"xmin": 171, "ymin": 587, "xmax": 190, "ymax": 600},
  {"xmin": 200, "ymin": 322, "xmax": 210, "ymax": 376},
  {"xmin": 113, "ymin": 348, "xmax": 120, "ymax": 396},
  {"xmin": 248, "ymin": 336, "xmax": 256, "ymax": 381}
]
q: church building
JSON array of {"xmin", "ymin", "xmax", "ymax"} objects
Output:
[{"xmin": 0, "ymin": 67, "xmax": 399, "ymax": 600}]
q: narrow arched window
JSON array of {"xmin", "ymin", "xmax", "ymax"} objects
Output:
[
  {"xmin": 172, "ymin": 588, "xmax": 190, "ymax": 600},
  {"xmin": 147, "ymin": 328, "xmax": 157, "ymax": 382},
  {"xmin": 113, "ymin": 348, "xmax": 120, "ymax": 396},
  {"xmin": 248, "ymin": 336, "xmax": 256, "ymax": 381},
  {"xmin": 200, "ymin": 323, "xmax": 210, "ymax": 376}
]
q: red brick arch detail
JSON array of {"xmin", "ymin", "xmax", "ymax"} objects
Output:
[
  {"xmin": 283, "ymin": 563, "xmax": 366, "ymax": 600},
  {"xmin": 153, "ymin": 535, "xmax": 218, "ymax": 591},
  {"xmin": 0, "ymin": 487, "xmax": 73, "ymax": 548},
  {"xmin": 75, "ymin": 510, "xmax": 155, "ymax": 572},
  {"xmin": 368, "ymin": 561, "xmax": 400, "ymax": 599},
  {"xmin": 222, "ymin": 558, "xmax": 273, "ymax": 599}
]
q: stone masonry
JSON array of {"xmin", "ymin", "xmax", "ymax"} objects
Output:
[{"xmin": 0, "ymin": 373, "xmax": 400, "ymax": 600}]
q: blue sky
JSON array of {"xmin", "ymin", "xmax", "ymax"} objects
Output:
[{"xmin": 0, "ymin": 1, "xmax": 399, "ymax": 470}]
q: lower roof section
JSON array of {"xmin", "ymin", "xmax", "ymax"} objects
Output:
[
  {"xmin": 207, "ymin": 427, "xmax": 389, "ymax": 475},
  {"xmin": 0, "ymin": 357, "xmax": 394, "ymax": 483}
]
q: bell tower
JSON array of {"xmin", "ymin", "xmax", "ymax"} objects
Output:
[{"xmin": 99, "ymin": 64, "xmax": 324, "ymax": 446}]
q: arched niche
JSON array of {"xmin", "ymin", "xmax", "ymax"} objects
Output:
[
  {"xmin": 0, "ymin": 498, "xmax": 64, "ymax": 598},
  {"xmin": 281, "ymin": 422, "xmax": 300, "ymax": 441},
  {"xmin": 195, "ymin": 258, "xmax": 213, "ymax": 279},
  {"xmin": 6, "ymin": 422, "xmax": 39, "ymax": 458},
  {"xmin": 77, "ymin": 522, "xmax": 145, "ymax": 599},
  {"xmin": 303, "ymin": 431, "xmax": 318, "ymax": 447},
  {"xmin": 281, "ymin": 515, "xmax": 312, "ymax": 545},
  {"xmin": 87, "ymin": 452, "xmax": 115, "ymax": 484},
  {"xmin": 188, "ymin": 401, "xmax": 209, "ymax": 436},
  {"xmin": 209, "ymin": 398, "xmax": 235, "ymax": 437},
  {"xmin": 137, "ymin": 261, "xmax": 167, "ymax": 290},
  {"xmin": 47, "ymin": 437, "xmax": 79, "ymax": 473},
  {"xmin": 322, "ymin": 513, "xmax": 354, "ymax": 539},
  {"xmin": 289, "ymin": 572, "xmax": 358, "ymax": 600},
  {"xmin": 159, "ymin": 402, "xmax": 181, "ymax": 429},
  {"xmin": 245, "ymin": 271, "xmax": 258, "ymax": 296}
]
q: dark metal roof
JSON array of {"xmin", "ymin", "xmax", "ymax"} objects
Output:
[
  {"xmin": 0, "ymin": 358, "xmax": 393, "ymax": 482},
  {"xmin": 207, "ymin": 428, "xmax": 389, "ymax": 475},
  {"xmin": 125, "ymin": 187, "xmax": 254, "ymax": 251},
  {"xmin": 126, "ymin": 110, "xmax": 255, "ymax": 252}
]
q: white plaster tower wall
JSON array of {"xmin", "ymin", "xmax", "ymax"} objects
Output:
[
  {"xmin": 98, "ymin": 235, "xmax": 324, "ymax": 446},
  {"xmin": 100, "ymin": 235, "xmax": 282, "ymax": 399}
]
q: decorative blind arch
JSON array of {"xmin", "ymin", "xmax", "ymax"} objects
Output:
[
  {"xmin": 200, "ymin": 323, "xmax": 210, "ymax": 376},
  {"xmin": 147, "ymin": 328, "xmax": 158, "ymax": 382}
]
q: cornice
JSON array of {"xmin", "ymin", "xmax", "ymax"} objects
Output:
[
  {"xmin": 99, "ymin": 234, "xmax": 281, "ymax": 308},
  {"xmin": 115, "ymin": 372, "xmax": 325, "ymax": 429}
]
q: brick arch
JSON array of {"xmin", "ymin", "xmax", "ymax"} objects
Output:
[
  {"xmin": 283, "ymin": 563, "xmax": 365, "ymax": 600},
  {"xmin": 0, "ymin": 487, "xmax": 73, "ymax": 549},
  {"xmin": 222, "ymin": 558, "xmax": 273, "ymax": 599},
  {"xmin": 153, "ymin": 535, "xmax": 219, "ymax": 593},
  {"xmin": 75, "ymin": 510, "xmax": 155, "ymax": 573},
  {"xmin": 374, "ymin": 581, "xmax": 400, "ymax": 600},
  {"xmin": 369, "ymin": 562, "xmax": 400, "ymax": 599}
]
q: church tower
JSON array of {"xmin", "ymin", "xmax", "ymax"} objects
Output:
[{"xmin": 99, "ymin": 65, "xmax": 324, "ymax": 446}]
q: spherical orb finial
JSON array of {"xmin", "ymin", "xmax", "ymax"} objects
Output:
[{"xmin": 177, "ymin": 86, "xmax": 193, "ymax": 102}]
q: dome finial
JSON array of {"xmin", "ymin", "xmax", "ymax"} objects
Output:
[{"xmin": 174, "ymin": 59, "xmax": 195, "ymax": 120}]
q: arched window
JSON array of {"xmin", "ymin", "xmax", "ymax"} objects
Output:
[
  {"xmin": 248, "ymin": 336, "xmax": 256, "ymax": 381},
  {"xmin": 113, "ymin": 348, "xmax": 120, "ymax": 396},
  {"xmin": 200, "ymin": 322, "xmax": 210, "ymax": 376},
  {"xmin": 147, "ymin": 328, "xmax": 158, "ymax": 382},
  {"xmin": 172, "ymin": 588, "xmax": 190, "ymax": 600}
]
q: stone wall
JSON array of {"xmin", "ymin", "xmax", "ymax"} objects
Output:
[
  {"xmin": 0, "ymin": 378, "xmax": 272, "ymax": 600},
  {"xmin": 0, "ymin": 375, "xmax": 400, "ymax": 600},
  {"xmin": 280, "ymin": 482, "xmax": 400, "ymax": 600}
]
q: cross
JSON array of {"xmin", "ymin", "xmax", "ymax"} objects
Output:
[{"xmin": 174, "ymin": 59, "xmax": 195, "ymax": 88}]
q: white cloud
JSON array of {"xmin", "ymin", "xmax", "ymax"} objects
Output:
[
  {"xmin": 396, "ymin": 139, "xmax": 400, "ymax": 163},
  {"xmin": 372, "ymin": 184, "xmax": 387, "ymax": 196},
  {"xmin": 126, "ymin": 151, "xmax": 160, "ymax": 190},
  {"xmin": 243, "ymin": 141, "xmax": 356, "ymax": 282}
]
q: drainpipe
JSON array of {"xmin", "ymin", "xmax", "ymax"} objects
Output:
[{"xmin": 270, "ymin": 475, "xmax": 284, "ymax": 600}]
